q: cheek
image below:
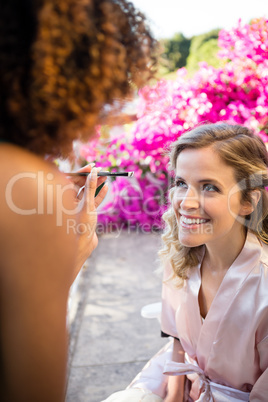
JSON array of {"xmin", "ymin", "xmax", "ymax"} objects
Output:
[
  {"xmin": 227, "ymin": 194, "xmax": 243, "ymax": 218},
  {"xmin": 172, "ymin": 192, "xmax": 182, "ymax": 212},
  {"xmin": 172, "ymin": 199, "xmax": 178, "ymax": 219},
  {"xmin": 205, "ymin": 197, "xmax": 240, "ymax": 224},
  {"xmin": 203, "ymin": 198, "xmax": 229, "ymax": 217}
]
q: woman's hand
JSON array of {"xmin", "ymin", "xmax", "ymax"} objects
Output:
[
  {"xmin": 164, "ymin": 389, "xmax": 184, "ymax": 402},
  {"xmin": 164, "ymin": 396, "xmax": 183, "ymax": 402},
  {"xmin": 68, "ymin": 164, "xmax": 108, "ymax": 277}
]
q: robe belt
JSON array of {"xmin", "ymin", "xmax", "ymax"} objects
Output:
[{"xmin": 163, "ymin": 360, "xmax": 250, "ymax": 402}]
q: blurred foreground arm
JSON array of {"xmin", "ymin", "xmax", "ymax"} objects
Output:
[{"xmin": 0, "ymin": 156, "xmax": 83, "ymax": 401}]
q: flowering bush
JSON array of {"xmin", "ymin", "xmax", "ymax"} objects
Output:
[{"xmin": 80, "ymin": 18, "xmax": 268, "ymax": 232}]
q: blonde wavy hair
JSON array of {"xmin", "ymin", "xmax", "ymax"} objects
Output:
[{"xmin": 159, "ymin": 123, "xmax": 268, "ymax": 284}]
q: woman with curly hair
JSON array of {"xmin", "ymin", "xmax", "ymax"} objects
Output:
[
  {"xmin": 109, "ymin": 123, "xmax": 268, "ymax": 401},
  {"xmin": 0, "ymin": 0, "xmax": 157, "ymax": 400}
]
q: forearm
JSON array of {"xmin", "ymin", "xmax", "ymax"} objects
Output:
[{"xmin": 165, "ymin": 338, "xmax": 185, "ymax": 402}]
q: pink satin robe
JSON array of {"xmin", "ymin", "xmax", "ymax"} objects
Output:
[{"xmin": 129, "ymin": 232, "xmax": 268, "ymax": 401}]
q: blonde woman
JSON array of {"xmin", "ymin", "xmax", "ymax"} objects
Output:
[{"xmin": 105, "ymin": 123, "xmax": 268, "ymax": 401}]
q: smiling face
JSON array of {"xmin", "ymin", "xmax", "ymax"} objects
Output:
[{"xmin": 172, "ymin": 146, "xmax": 251, "ymax": 249}]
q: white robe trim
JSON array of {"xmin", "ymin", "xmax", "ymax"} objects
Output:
[{"xmin": 164, "ymin": 357, "xmax": 250, "ymax": 401}]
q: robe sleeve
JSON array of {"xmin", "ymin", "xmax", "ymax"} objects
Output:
[
  {"xmin": 127, "ymin": 339, "xmax": 173, "ymax": 399},
  {"xmin": 160, "ymin": 263, "xmax": 180, "ymax": 339},
  {"xmin": 249, "ymin": 336, "xmax": 268, "ymax": 401}
]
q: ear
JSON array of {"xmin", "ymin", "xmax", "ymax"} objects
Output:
[{"xmin": 239, "ymin": 190, "xmax": 261, "ymax": 216}]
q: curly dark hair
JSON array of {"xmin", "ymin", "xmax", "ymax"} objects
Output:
[{"xmin": 0, "ymin": 0, "xmax": 157, "ymax": 157}]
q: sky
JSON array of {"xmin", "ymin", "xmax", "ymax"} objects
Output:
[{"xmin": 131, "ymin": 0, "xmax": 268, "ymax": 39}]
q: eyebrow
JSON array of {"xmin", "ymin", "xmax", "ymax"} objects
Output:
[{"xmin": 175, "ymin": 176, "xmax": 223, "ymax": 188}]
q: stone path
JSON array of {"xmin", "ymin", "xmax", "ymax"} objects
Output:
[{"xmin": 66, "ymin": 231, "xmax": 167, "ymax": 402}]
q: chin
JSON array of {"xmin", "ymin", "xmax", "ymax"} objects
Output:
[{"xmin": 178, "ymin": 232, "xmax": 204, "ymax": 248}]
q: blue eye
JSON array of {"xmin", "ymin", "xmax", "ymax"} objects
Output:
[
  {"xmin": 175, "ymin": 179, "xmax": 188, "ymax": 189},
  {"xmin": 203, "ymin": 183, "xmax": 219, "ymax": 192}
]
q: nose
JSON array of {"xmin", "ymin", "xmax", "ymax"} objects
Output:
[{"xmin": 179, "ymin": 186, "xmax": 200, "ymax": 210}]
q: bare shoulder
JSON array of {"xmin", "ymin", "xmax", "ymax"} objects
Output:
[
  {"xmin": 0, "ymin": 142, "xmax": 68, "ymax": 182},
  {"xmin": 0, "ymin": 143, "xmax": 78, "ymax": 289},
  {"xmin": 0, "ymin": 142, "xmax": 72, "ymax": 196}
]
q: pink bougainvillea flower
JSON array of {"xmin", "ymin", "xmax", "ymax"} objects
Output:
[{"xmin": 80, "ymin": 18, "xmax": 268, "ymax": 232}]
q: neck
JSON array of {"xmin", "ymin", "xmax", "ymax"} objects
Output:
[{"xmin": 203, "ymin": 227, "xmax": 247, "ymax": 272}]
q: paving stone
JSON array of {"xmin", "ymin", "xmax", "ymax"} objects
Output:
[
  {"xmin": 66, "ymin": 362, "xmax": 146, "ymax": 402},
  {"xmin": 67, "ymin": 231, "xmax": 166, "ymax": 402}
]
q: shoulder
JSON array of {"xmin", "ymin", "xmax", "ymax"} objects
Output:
[
  {"xmin": 162, "ymin": 261, "xmax": 173, "ymax": 281},
  {"xmin": 0, "ymin": 143, "xmax": 75, "ymax": 221},
  {"xmin": 260, "ymin": 242, "xmax": 268, "ymax": 268},
  {"xmin": 245, "ymin": 232, "xmax": 268, "ymax": 272},
  {"xmin": 0, "ymin": 143, "xmax": 72, "ymax": 191},
  {"xmin": 0, "ymin": 144, "xmax": 78, "ymax": 288},
  {"xmin": 246, "ymin": 237, "xmax": 268, "ymax": 343}
]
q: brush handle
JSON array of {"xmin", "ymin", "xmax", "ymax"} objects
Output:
[{"xmin": 66, "ymin": 171, "xmax": 134, "ymax": 177}]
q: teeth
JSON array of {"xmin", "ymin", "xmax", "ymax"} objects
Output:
[{"xmin": 181, "ymin": 217, "xmax": 207, "ymax": 225}]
